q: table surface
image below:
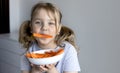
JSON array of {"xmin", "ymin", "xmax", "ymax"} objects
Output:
[{"xmin": 0, "ymin": 32, "xmax": 18, "ymax": 42}]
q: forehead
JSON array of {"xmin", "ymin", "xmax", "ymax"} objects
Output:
[{"xmin": 33, "ymin": 8, "xmax": 55, "ymax": 21}]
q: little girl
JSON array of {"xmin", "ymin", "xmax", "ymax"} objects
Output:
[{"xmin": 19, "ymin": 2, "xmax": 81, "ymax": 73}]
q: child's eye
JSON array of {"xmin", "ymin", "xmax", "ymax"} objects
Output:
[
  {"xmin": 49, "ymin": 22, "xmax": 55, "ymax": 25},
  {"xmin": 35, "ymin": 21, "xmax": 41, "ymax": 24}
]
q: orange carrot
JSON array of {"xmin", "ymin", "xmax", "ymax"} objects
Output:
[
  {"xmin": 26, "ymin": 52, "xmax": 32, "ymax": 58},
  {"xmin": 25, "ymin": 48, "xmax": 64, "ymax": 58},
  {"xmin": 33, "ymin": 33, "xmax": 52, "ymax": 38},
  {"xmin": 55, "ymin": 49, "xmax": 64, "ymax": 55}
]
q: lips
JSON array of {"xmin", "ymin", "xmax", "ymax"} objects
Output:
[{"xmin": 33, "ymin": 33, "xmax": 52, "ymax": 38}]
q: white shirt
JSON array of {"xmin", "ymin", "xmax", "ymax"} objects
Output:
[{"xmin": 21, "ymin": 42, "xmax": 81, "ymax": 73}]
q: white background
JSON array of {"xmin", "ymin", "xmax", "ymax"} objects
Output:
[{"xmin": 10, "ymin": 0, "xmax": 120, "ymax": 73}]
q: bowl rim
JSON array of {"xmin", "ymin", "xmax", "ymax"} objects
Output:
[{"xmin": 27, "ymin": 48, "xmax": 64, "ymax": 59}]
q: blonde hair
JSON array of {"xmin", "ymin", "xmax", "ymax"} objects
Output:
[
  {"xmin": 19, "ymin": 2, "xmax": 79, "ymax": 51},
  {"xmin": 57, "ymin": 26, "xmax": 79, "ymax": 51},
  {"xmin": 19, "ymin": 20, "xmax": 34, "ymax": 49}
]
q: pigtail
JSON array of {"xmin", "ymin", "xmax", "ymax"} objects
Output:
[
  {"xmin": 19, "ymin": 20, "xmax": 34, "ymax": 49},
  {"xmin": 57, "ymin": 26, "xmax": 79, "ymax": 52}
]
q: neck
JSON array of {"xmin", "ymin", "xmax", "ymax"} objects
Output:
[{"xmin": 37, "ymin": 42, "xmax": 57, "ymax": 50}]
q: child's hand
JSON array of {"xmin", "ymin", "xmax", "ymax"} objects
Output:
[
  {"xmin": 40, "ymin": 63, "xmax": 57, "ymax": 73},
  {"xmin": 31, "ymin": 63, "xmax": 58, "ymax": 73}
]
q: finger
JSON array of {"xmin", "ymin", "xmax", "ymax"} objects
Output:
[
  {"xmin": 45, "ymin": 64, "xmax": 51, "ymax": 69},
  {"xmin": 36, "ymin": 65, "xmax": 46, "ymax": 72},
  {"xmin": 46, "ymin": 64, "xmax": 55, "ymax": 69},
  {"xmin": 40, "ymin": 65, "xmax": 48, "ymax": 71},
  {"xmin": 39, "ymin": 68, "xmax": 45, "ymax": 73}
]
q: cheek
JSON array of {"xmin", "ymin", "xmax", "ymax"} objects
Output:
[
  {"xmin": 32, "ymin": 26, "xmax": 40, "ymax": 33},
  {"xmin": 50, "ymin": 28, "xmax": 57, "ymax": 35}
]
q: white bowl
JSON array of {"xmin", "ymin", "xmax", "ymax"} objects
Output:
[{"xmin": 27, "ymin": 49, "xmax": 64, "ymax": 65}]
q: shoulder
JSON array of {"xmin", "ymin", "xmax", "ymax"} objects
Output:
[
  {"xmin": 62, "ymin": 41, "xmax": 77, "ymax": 55},
  {"xmin": 62, "ymin": 41, "xmax": 74, "ymax": 48}
]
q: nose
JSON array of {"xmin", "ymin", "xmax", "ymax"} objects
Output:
[{"xmin": 41, "ymin": 23, "xmax": 48, "ymax": 31}]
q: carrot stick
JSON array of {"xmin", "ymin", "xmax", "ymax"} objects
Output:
[
  {"xmin": 33, "ymin": 33, "xmax": 52, "ymax": 38},
  {"xmin": 55, "ymin": 49, "xmax": 64, "ymax": 55},
  {"xmin": 25, "ymin": 48, "xmax": 64, "ymax": 58},
  {"xmin": 25, "ymin": 52, "xmax": 32, "ymax": 58}
]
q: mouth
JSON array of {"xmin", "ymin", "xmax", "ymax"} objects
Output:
[{"xmin": 33, "ymin": 33, "xmax": 52, "ymax": 38}]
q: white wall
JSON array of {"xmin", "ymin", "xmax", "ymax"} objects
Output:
[
  {"xmin": 10, "ymin": 0, "xmax": 20, "ymax": 32},
  {"xmin": 10, "ymin": 0, "xmax": 120, "ymax": 73},
  {"xmin": 78, "ymin": 0, "xmax": 120, "ymax": 73}
]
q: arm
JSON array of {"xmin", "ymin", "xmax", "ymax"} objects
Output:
[
  {"xmin": 21, "ymin": 67, "xmax": 43, "ymax": 73},
  {"xmin": 21, "ymin": 70, "xmax": 29, "ymax": 73},
  {"xmin": 21, "ymin": 55, "xmax": 31, "ymax": 73}
]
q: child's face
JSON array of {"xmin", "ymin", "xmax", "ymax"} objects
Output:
[{"xmin": 31, "ymin": 9, "xmax": 57, "ymax": 47}]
